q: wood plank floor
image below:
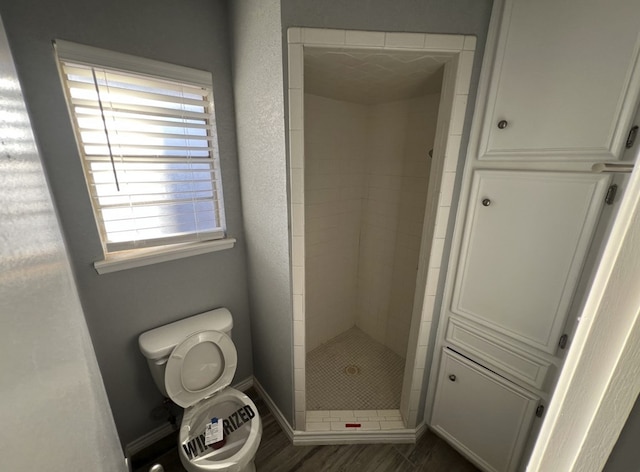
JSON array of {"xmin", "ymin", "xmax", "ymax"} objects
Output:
[{"xmin": 133, "ymin": 391, "xmax": 479, "ymax": 472}]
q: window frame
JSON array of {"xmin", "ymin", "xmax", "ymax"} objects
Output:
[{"xmin": 54, "ymin": 40, "xmax": 234, "ymax": 273}]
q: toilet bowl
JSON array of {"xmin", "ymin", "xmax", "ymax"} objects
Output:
[
  {"xmin": 179, "ymin": 388, "xmax": 260, "ymax": 472},
  {"xmin": 139, "ymin": 308, "xmax": 262, "ymax": 472}
]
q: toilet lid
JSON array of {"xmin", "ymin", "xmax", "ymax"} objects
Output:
[{"xmin": 165, "ymin": 330, "xmax": 237, "ymax": 408}]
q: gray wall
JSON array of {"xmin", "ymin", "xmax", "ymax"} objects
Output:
[
  {"xmin": 0, "ymin": 14, "xmax": 125, "ymax": 470},
  {"xmin": 281, "ymin": 0, "xmax": 493, "ymax": 36},
  {"xmin": 604, "ymin": 395, "xmax": 640, "ymax": 471},
  {"xmin": 229, "ymin": 0, "xmax": 294, "ymax": 424},
  {"xmin": 0, "ymin": 0, "xmax": 252, "ymax": 445}
]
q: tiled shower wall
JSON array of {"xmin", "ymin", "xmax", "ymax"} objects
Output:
[
  {"xmin": 304, "ymin": 94, "xmax": 367, "ymax": 352},
  {"xmin": 358, "ymin": 95, "xmax": 440, "ymax": 356},
  {"xmin": 304, "ymin": 92, "xmax": 440, "ymax": 356},
  {"xmin": 356, "ymin": 100, "xmax": 409, "ymax": 349},
  {"xmin": 388, "ymin": 95, "xmax": 441, "ymax": 356}
]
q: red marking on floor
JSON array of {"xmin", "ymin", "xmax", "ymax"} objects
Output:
[{"xmin": 345, "ymin": 423, "xmax": 361, "ymax": 428}]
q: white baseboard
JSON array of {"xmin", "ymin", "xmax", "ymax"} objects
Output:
[
  {"xmin": 128, "ymin": 376, "xmax": 423, "ymax": 453},
  {"xmin": 252, "ymin": 377, "xmax": 295, "ymax": 442},
  {"xmin": 125, "ymin": 422, "xmax": 176, "ymax": 457},
  {"xmin": 232, "ymin": 376, "xmax": 254, "ymax": 392},
  {"xmin": 126, "ymin": 376, "xmax": 253, "ymax": 457}
]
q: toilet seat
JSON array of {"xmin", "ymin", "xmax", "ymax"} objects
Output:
[
  {"xmin": 165, "ymin": 330, "xmax": 238, "ymax": 408},
  {"xmin": 178, "ymin": 388, "xmax": 262, "ymax": 472}
]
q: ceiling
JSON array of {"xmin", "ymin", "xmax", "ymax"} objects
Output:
[{"xmin": 304, "ymin": 47, "xmax": 447, "ymax": 105}]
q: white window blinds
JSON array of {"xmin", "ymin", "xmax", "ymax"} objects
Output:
[{"xmin": 55, "ymin": 41, "xmax": 226, "ymax": 253}]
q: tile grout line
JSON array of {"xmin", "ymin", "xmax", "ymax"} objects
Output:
[{"xmin": 306, "ymin": 326, "xmax": 405, "ymax": 411}]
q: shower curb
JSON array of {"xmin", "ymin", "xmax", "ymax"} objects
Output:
[{"xmin": 292, "ymin": 422, "xmax": 428, "ymax": 446}]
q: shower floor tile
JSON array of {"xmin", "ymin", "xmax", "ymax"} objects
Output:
[{"xmin": 306, "ymin": 327, "xmax": 405, "ymax": 411}]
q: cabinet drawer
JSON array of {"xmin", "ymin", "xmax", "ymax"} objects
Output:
[
  {"xmin": 431, "ymin": 348, "xmax": 539, "ymax": 472},
  {"xmin": 446, "ymin": 317, "xmax": 552, "ymax": 390}
]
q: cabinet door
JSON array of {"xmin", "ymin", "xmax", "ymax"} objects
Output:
[
  {"xmin": 431, "ymin": 348, "xmax": 539, "ymax": 472},
  {"xmin": 478, "ymin": 0, "xmax": 640, "ymax": 161},
  {"xmin": 451, "ymin": 170, "xmax": 609, "ymax": 354}
]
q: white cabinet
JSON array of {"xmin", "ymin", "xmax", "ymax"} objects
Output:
[
  {"xmin": 476, "ymin": 0, "xmax": 640, "ymax": 161},
  {"xmin": 428, "ymin": 1, "xmax": 640, "ymax": 470},
  {"xmin": 451, "ymin": 170, "xmax": 609, "ymax": 354},
  {"xmin": 431, "ymin": 348, "xmax": 540, "ymax": 472}
]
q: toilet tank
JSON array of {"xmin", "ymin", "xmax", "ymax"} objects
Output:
[{"xmin": 138, "ymin": 307, "xmax": 233, "ymax": 396}]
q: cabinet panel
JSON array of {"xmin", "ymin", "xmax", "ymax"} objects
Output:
[
  {"xmin": 479, "ymin": 0, "xmax": 640, "ymax": 160},
  {"xmin": 431, "ymin": 348, "xmax": 539, "ymax": 472},
  {"xmin": 452, "ymin": 170, "xmax": 609, "ymax": 353},
  {"xmin": 446, "ymin": 317, "xmax": 552, "ymax": 390}
]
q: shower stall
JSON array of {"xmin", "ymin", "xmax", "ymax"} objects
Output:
[
  {"xmin": 304, "ymin": 86, "xmax": 442, "ymax": 412},
  {"xmin": 286, "ymin": 28, "xmax": 476, "ymax": 438}
]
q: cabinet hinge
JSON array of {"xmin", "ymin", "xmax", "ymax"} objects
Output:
[
  {"xmin": 536, "ymin": 405, "xmax": 545, "ymax": 418},
  {"xmin": 558, "ymin": 334, "xmax": 569, "ymax": 349},
  {"xmin": 626, "ymin": 125, "xmax": 638, "ymax": 149},
  {"xmin": 605, "ymin": 185, "xmax": 618, "ymax": 205}
]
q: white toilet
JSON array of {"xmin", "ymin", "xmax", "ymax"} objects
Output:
[{"xmin": 139, "ymin": 308, "xmax": 262, "ymax": 472}]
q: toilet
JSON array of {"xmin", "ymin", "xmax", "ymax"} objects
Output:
[{"xmin": 139, "ymin": 308, "xmax": 262, "ymax": 472}]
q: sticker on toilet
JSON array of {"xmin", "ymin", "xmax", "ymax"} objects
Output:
[
  {"xmin": 222, "ymin": 405, "xmax": 255, "ymax": 435},
  {"xmin": 182, "ymin": 404, "xmax": 257, "ymax": 461},
  {"xmin": 204, "ymin": 418, "xmax": 223, "ymax": 446}
]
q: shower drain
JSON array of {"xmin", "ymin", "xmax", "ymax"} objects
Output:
[{"xmin": 344, "ymin": 364, "xmax": 361, "ymax": 375}]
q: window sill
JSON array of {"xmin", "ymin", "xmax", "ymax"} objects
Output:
[{"xmin": 93, "ymin": 238, "xmax": 236, "ymax": 275}]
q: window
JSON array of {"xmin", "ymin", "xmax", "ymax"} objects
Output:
[{"xmin": 54, "ymin": 41, "xmax": 227, "ymax": 261}]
